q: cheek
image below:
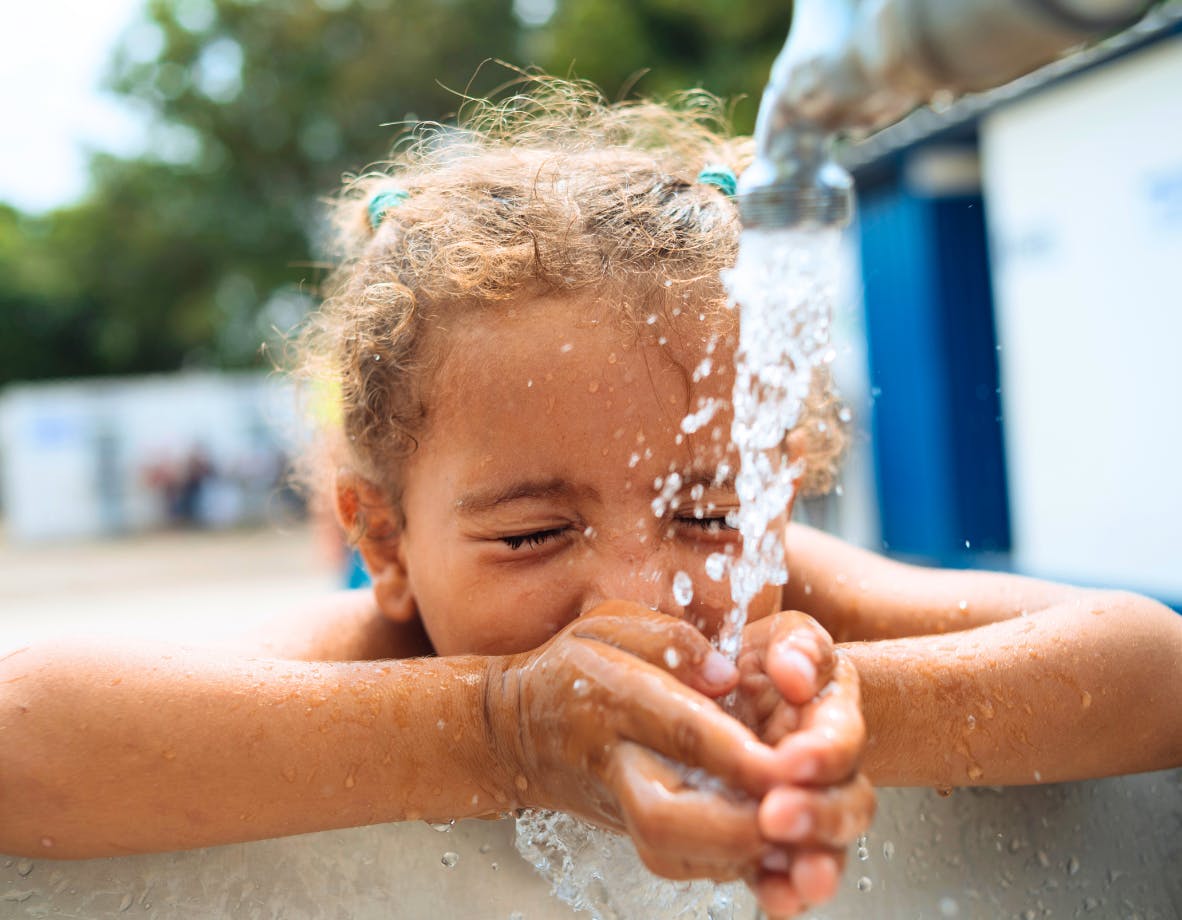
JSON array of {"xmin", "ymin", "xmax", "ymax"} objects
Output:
[{"xmin": 419, "ymin": 577, "xmax": 577, "ymax": 657}]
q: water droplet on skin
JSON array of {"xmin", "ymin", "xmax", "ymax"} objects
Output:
[
  {"xmin": 344, "ymin": 774, "xmax": 355, "ymax": 789},
  {"xmin": 282, "ymin": 765, "xmax": 297, "ymax": 783},
  {"xmin": 560, "ymin": 343, "xmax": 573, "ymax": 353},
  {"xmin": 441, "ymin": 851, "xmax": 459, "ymax": 869},
  {"xmin": 526, "ymin": 379, "xmax": 533, "ymax": 388},
  {"xmin": 39, "ymin": 837, "xmax": 54, "ymax": 849},
  {"xmin": 882, "ymin": 840, "xmax": 895, "ymax": 861},
  {"xmin": 857, "ymin": 876, "xmax": 873, "ymax": 892},
  {"xmin": 663, "ymin": 279, "xmax": 673, "ymax": 288},
  {"xmin": 958, "ymin": 600, "xmax": 968, "ymax": 611},
  {"xmin": 663, "ymin": 647, "xmax": 682, "ymax": 669},
  {"xmin": 437, "ymin": 719, "xmax": 446, "ymax": 730},
  {"xmin": 515, "ymin": 774, "xmax": 529, "ymax": 792},
  {"xmin": 672, "ymin": 571, "xmax": 694, "ymax": 606},
  {"xmin": 588, "ymin": 380, "xmax": 599, "ymax": 393},
  {"xmin": 968, "ymin": 765, "xmax": 984, "ymax": 781},
  {"xmin": 646, "ymin": 315, "xmax": 658, "ymax": 325},
  {"xmin": 572, "ymin": 678, "xmax": 589, "ymax": 696},
  {"xmin": 1033, "ymin": 770, "xmax": 1043, "ymax": 782},
  {"xmin": 1081, "ymin": 691, "xmax": 1092, "ymax": 709}
]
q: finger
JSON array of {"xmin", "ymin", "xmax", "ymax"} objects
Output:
[
  {"xmin": 759, "ymin": 776, "xmax": 877, "ymax": 847},
  {"xmin": 765, "ymin": 613, "xmax": 837, "ymax": 705},
  {"xmin": 774, "ymin": 655, "xmax": 864, "ymax": 784},
  {"xmin": 608, "ymin": 741, "xmax": 765, "ymax": 868},
  {"xmin": 574, "ymin": 605, "xmax": 739, "ymax": 696},
  {"xmin": 761, "ymin": 701, "xmax": 802, "ymax": 746},
  {"xmin": 751, "ymin": 871, "xmax": 806, "ymax": 918},
  {"xmin": 791, "ymin": 849, "xmax": 843, "ymax": 906},
  {"xmin": 584, "ymin": 646, "xmax": 780, "ymax": 795}
]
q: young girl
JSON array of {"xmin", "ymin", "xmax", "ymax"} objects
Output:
[{"xmin": 2, "ymin": 81, "xmax": 1179, "ymax": 919}]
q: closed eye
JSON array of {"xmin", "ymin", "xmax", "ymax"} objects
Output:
[
  {"xmin": 676, "ymin": 514, "xmax": 737, "ymax": 535},
  {"xmin": 501, "ymin": 527, "xmax": 569, "ymax": 551}
]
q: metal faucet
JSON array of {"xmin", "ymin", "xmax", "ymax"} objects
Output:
[{"xmin": 737, "ymin": 0, "xmax": 1153, "ymax": 229}]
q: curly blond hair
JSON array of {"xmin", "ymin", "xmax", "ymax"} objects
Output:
[{"xmin": 299, "ymin": 78, "xmax": 844, "ymax": 508}]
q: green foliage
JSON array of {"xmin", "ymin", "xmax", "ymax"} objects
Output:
[{"xmin": 0, "ymin": 0, "xmax": 791, "ymax": 384}]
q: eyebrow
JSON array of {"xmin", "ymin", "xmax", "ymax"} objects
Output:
[{"xmin": 455, "ymin": 478, "xmax": 601, "ymax": 514}]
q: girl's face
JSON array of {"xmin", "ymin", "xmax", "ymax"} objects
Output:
[{"xmin": 389, "ymin": 294, "xmax": 788, "ymax": 656}]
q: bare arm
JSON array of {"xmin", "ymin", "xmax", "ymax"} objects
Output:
[
  {"xmin": 0, "ymin": 639, "xmax": 495, "ymax": 858},
  {"xmin": 0, "ymin": 608, "xmax": 795, "ymax": 882},
  {"xmin": 783, "ymin": 524, "xmax": 1182, "ymax": 786}
]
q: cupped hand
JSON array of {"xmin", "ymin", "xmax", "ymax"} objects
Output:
[
  {"xmin": 732, "ymin": 611, "xmax": 876, "ymax": 915},
  {"xmin": 483, "ymin": 601, "xmax": 786, "ymax": 882}
]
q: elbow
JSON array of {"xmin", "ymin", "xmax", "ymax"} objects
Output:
[{"xmin": 1094, "ymin": 591, "xmax": 1182, "ymax": 771}]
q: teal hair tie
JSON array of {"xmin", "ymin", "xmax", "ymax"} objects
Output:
[
  {"xmin": 697, "ymin": 164, "xmax": 737, "ymax": 199},
  {"xmin": 367, "ymin": 188, "xmax": 410, "ymax": 230}
]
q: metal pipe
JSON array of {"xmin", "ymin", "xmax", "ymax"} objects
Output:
[{"xmin": 737, "ymin": 0, "xmax": 1153, "ymax": 229}]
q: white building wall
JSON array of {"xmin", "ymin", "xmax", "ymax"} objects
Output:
[
  {"xmin": 980, "ymin": 37, "xmax": 1182, "ymax": 597},
  {"xmin": 0, "ymin": 372, "xmax": 303, "ymax": 543}
]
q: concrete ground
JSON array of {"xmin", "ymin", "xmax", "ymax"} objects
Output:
[{"xmin": 0, "ymin": 524, "xmax": 339, "ymax": 649}]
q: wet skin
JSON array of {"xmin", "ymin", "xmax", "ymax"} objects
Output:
[{"xmin": 348, "ymin": 294, "xmax": 873, "ymax": 913}]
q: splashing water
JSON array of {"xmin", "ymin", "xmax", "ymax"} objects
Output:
[
  {"xmin": 717, "ymin": 226, "xmax": 842, "ymax": 658},
  {"xmin": 515, "ymin": 226, "xmax": 844, "ymax": 918}
]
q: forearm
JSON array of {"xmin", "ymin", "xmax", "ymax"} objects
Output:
[
  {"xmin": 845, "ymin": 592, "xmax": 1182, "ymax": 786},
  {"xmin": 0, "ymin": 640, "xmax": 501, "ymax": 859}
]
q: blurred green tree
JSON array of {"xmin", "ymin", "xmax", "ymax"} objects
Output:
[{"xmin": 0, "ymin": 0, "xmax": 791, "ymax": 384}]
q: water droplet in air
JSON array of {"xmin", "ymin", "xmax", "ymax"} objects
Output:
[
  {"xmin": 1067, "ymin": 856, "xmax": 1080, "ymax": 876},
  {"xmin": 939, "ymin": 897, "xmax": 960, "ymax": 916},
  {"xmin": 428, "ymin": 820, "xmax": 455, "ymax": 833},
  {"xmin": 704, "ymin": 553, "xmax": 728, "ymax": 582},
  {"xmin": 440, "ymin": 851, "xmax": 459, "ymax": 869},
  {"xmin": 882, "ymin": 840, "xmax": 895, "ymax": 861},
  {"xmin": 857, "ymin": 845, "xmax": 870, "ymax": 861},
  {"xmin": 16, "ymin": 859, "xmax": 32, "ymax": 877},
  {"xmin": 964, "ymin": 539, "xmax": 972, "ymax": 548},
  {"xmin": 478, "ymin": 842, "xmax": 492, "ymax": 854},
  {"xmin": 857, "ymin": 876, "xmax": 873, "ymax": 892},
  {"xmin": 672, "ymin": 571, "xmax": 694, "ymax": 606},
  {"xmin": 663, "ymin": 647, "xmax": 682, "ymax": 669},
  {"xmin": 118, "ymin": 892, "xmax": 134, "ymax": 912}
]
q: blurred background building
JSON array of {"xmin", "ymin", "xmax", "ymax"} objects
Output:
[{"xmin": 0, "ymin": 0, "xmax": 1178, "ymax": 606}]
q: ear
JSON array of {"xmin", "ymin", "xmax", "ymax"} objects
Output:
[{"xmin": 335, "ymin": 470, "xmax": 418, "ymax": 624}]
